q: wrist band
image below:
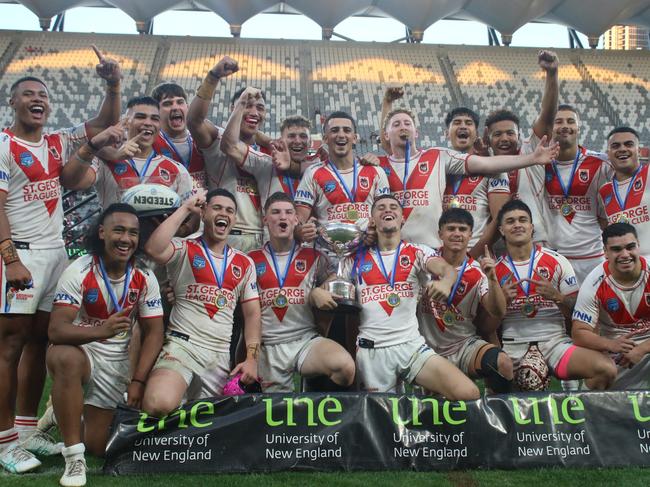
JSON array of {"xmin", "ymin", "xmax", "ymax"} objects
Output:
[
  {"xmin": 87, "ymin": 139, "xmax": 100, "ymax": 152},
  {"xmin": 0, "ymin": 240, "xmax": 19, "ymax": 265},
  {"xmin": 196, "ymin": 73, "xmax": 219, "ymax": 100}
]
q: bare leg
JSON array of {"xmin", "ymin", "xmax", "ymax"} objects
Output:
[
  {"xmin": 566, "ymin": 346, "xmax": 617, "ymax": 390},
  {"xmin": 16, "ymin": 310, "xmax": 50, "ymax": 417},
  {"xmin": 300, "ymin": 338, "xmax": 355, "ymax": 387},
  {"xmin": 414, "ymin": 355, "xmax": 480, "ymax": 401},
  {"xmin": 142, "ymin": 368, "xmax": 188, "ymax": 417},
  {"xmin": 0, "ymin": 314, "xmax": 32, "ymax": 430},
  {"xmin": 83, "ymin": 406, "xmax": 115, "ymax": 458}
]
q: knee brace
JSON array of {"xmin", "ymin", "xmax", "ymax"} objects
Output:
[{"xmin": 477, "ymin": 346, "xmax": 512, "ymax": 393}]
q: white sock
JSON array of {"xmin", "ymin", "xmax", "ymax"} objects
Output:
[
  {"xmin": 15, "ymin": 416, "xmax": 38, "ymax": 438},
  {"xmin": 0, "ymin": 427, "xmax": 19, "ymax": 452},
  {"xmin": 62, "ymin": 443, "xmax": 85, "ymax": 459}
]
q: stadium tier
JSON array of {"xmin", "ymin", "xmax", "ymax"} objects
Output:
[{"xmin": 0, "ymin": 30, "xmax": 648, "ymax": 151}]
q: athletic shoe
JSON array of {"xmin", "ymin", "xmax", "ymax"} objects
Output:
[
  {"xmin": 60, "ymin": 456, "xmax": 86, "ymax": 487},
  {"xmin": 37, "ymin": 404, "xmax": 57, "ymax": 434},
  {"xmin": 21, "ymin": 430, "xmax": 63, "ymax": 456},
  {"xmin": 0, "ymin": 443, "xmax": 41, "ymax": 473}
]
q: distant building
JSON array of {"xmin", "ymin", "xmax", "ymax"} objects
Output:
[{"xmin": 604, "ymin": 25, "xmax": 649, "ymax": 50}]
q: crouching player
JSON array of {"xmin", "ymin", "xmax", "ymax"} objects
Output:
[
  {"xmin": 248, "ymin": 192, "xmax": 355, "ymax": 391},
  {"xmin": 572, "ymin": 223, "xmax": 650, "ymax": 389},
  {"xmin": 142, "ymin": 189, "xmax": 261, "ymax": 416},
  {"xmin": 419, "ymin": 208, "xmax": 513, "ymax": 392},
  {"xmin": 47, "ymin": 204, "xmax": 164, "ymax": 486},
  {"xmin": 494, "ymin": 200, "xmax": 616, "ymax": 390},
  {"xmin": 317, "ymin": 194, "xmax": 479, "ymax": 398}
]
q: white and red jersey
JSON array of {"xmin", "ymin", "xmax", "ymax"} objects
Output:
[
  {"xmin": 153, "ymin": 130, "xmax": 206, "ymax": 192},
  {"xmin": 94, "ymin": 153, "xmax": 193, "ymax": 208},
  {"xmin": 248, "ymin": 244, "xmax": 331, "ymax": 345},
  {"xmin": 573, "ymin": 257, "xmax": 650, "ymax": 342},
  {"xmin": 165, "ymin": 237, "xmax": 258, "ymax": 352},
  {"xmin": 241, "ymin": 147, "xmax": 301, "ymax": 209},
  {"xmin": 378, "ymin": 148, "xmax": 470, "ymax": 248},
  {"xmin": 202, "ymin": 136, "xmax": 263, "ymax": 235},
  {"xmin": 340, "ymin": 241, "xmax": 435, "ymax": 347},
  {"xmin": 0, "ymin": 125, "xmax": 87, "ymax": 247},
  {"xmin": 598, "ymin": 164, "xmax": 650, "ymax": 256},
  {"xmin": 495, "ymin": 245, "xmax": 579, "ymax": 343},
  {"xmin": 419, "ymin": 256, "xmax": 489, "ymax": 356},
  {"xmin": 52, "ymin": 254, "xmax": 163, "ymax": 361},
  {"xmin": 295, "ymin": 160, "xmax": 390, "ymax": 227},
  {"xmin": 443, "ymin": 174, "xmax": 509, "ymax": 247}
]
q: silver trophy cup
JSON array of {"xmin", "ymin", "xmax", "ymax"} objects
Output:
[{"xmin": 318, "ymin": 222, "xmax": 363, "ymax": 313}]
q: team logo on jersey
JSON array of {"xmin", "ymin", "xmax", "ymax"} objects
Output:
[
  {"xmin": 634, "ymin": 178, "xmax": 644, "ymax": 191},
  {"xmin": 324, "ymin": 181, "xmax": 337, "ymax": 193},
  {"xmin": 578, "ymin": 169, "xmax": 589, "ymax": 183},
  {"xmin": 19, "ymin": 152, "xmax": 34, "ymax": 167},
  {"xmin": 295, "ymin": 259, "xmax": 306, "ymax": 273},
  {"xmin": 545, "ymin": 172, "xmax": 553, "ymax": 182},
  {"xmin": 418, "ymin": 162, "xmax": 428, "ymax": 173},
  {"xmin": 114, "ymin": 163, "xmax": 128, "ymax": 175},
  {"xmin": 383, "ymin": 166, "xmax": 391, "ymax": 176},
  {"xmin": 255, "ymin": 262, "xmax": 266, "ymax": 276},
  {"xmin": 232, "ymin": 265, "xmax": 241, "ymax": 279},
  {"xmin": 192, "ymin": 255, "xmax": 206, "ymax": 269},
  {"xmin": 536, "ymin": 267, "xmax": 550, "ymax": 280},
  {"xmin": 159, "ymin": 168, "xmax": 171, "ymax": 183},
  {"xmin": 606, "ymin": 298, "xmax": 619, "ymax": 312},
  {"xmin": 48, "ymin": 146, "xmax": 61, "ymax": 160},
  {"xmin": 457, "ymin": 280, "xmax": 467, "ymax": 295},
  {"xmin": 360, "ymin": 260, "xmax": 373, "ymax": 273},
  {"xmin": 604, "ymin": 194, "xmax": 612, "ymax": 206},
  {"xmin": 85, "ymin": 288, "xmax": 99, "ymax": 304},
  {"xmin": 359, "ymin": 176, "xmax": 370, "ymax": 190},
  {"xmin": 645, "ymin": 293, "xmax": 650, "ymax": 307},
  {"xmin": 399, "ymin": 255, "xmax": 411, "ymax": 268},
  {"xmin": 469, "ymin": 176, "xmax": 480, "ymax": 183},
  {"xmin": 128, "ymin": 289, "xmax": 138, "ymax": 304}
]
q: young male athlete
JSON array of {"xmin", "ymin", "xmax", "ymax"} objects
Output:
[
  {"xmin": 597, "ymin": 127, "xmax": 650, "ymax": 256},
  {"xmin": 0, "ymin": 46, "xmax": 122, "ymax": 473},
  {"xmin": 494, "ymin": 200, "xmax": 616, "ymax": 391},
  {"xmin": 142, "ymin": 189, "xmax": 261, "ymax": 416},
  {"xmin": 325, "ymin": 194, "xmax": 480, "ymax": 398},
  {"xmin": 47, "ymin": 204, "xmax": 163, "ymax": 486},
  {"xmin": 572, "ymin": 223, "xmax": 650, "ymax": 389},
  {"xmin": 248, "ymin": 192, "xmax": 355, "ymax": 391},
  {"xmin": 419, "ymin": 208, "xmax": 512, "ymax": 392}
]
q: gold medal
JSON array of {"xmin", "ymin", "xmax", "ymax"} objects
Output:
[
  {"xmin": 560, "ymin": 202, "xmax": 574, "ymax": 217},
  {"xmin": 617, "ymin": 214, "xmax": 629, "ymax": 224},
  {"xmin": 442, "ymin": 309, "xmax": 455, "ymax": 325},
  {"xmin": 386, "ymin": 292, "xmax": 401, "ymax": 307},
  {"xmin": 214, "ymin": 293, "xmax": 228, "ymax": 309},
  {"xmin": 521, "ymin": 301, "xmax": 536, "ymax": 317},
  {"xmin": 347, "ymin": 208, "xmax": 359, "ymax": 221},
  {"xmin": 449, "ymin": 197, "xmax": 462, "ymax": 208},
  {"xmin": 272, "ymin": 291, "xmax": 288, "ymax": 308}
]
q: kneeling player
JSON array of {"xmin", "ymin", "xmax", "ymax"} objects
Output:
[
  {"xmin": 47, "ymin": 204, "xmax": 164, "ymax": 486},
  {"xmin": 318, "ymin": 194, "xmax": 479, "ymax": 398},
  {"xmin": 572, "ymin": 223, "xmax": 650, "ymax": 389},
  {"xmin": 249, "ymin": 192, "xmax": 355, "ymax": 391},
  {"xmin": 419, "ymin": 208, "xmax": 513, "ymax": 392},
  {"xmin": 494, "ymin": 200, "xmax": 616, "ymax": 390},
  {"xmin": 142, "ymin": 189, "xmax": 261, "ymax": 416}
]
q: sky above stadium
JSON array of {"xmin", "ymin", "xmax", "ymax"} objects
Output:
[{"xmin": 0, "ymin": 4, "xmax": 601, "ymax": 48}]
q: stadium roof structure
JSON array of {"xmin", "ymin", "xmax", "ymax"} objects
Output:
[{"xmin": 5, "ymin": 0, "xmax": 650, "ymax": 47}]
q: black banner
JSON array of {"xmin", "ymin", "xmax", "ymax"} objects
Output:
[{"xmin": 104, "ymin": 391, "xmax": 650, "ymax": 473}]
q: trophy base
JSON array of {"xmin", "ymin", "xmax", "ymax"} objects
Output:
[{"xmin": 332, "ymin": 298, "xmax": 362, "ymax": 314}]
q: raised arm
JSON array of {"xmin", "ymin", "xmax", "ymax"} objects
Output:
[
  {"xmin": 85, "ymin": 45, "xmax": 122, "ymax": 137},
  {"xmin": 532, "ymin": 50, "xmax": 559, "ymax": 140},
  {"xmin": 478, "ymin": 245, "xmax": 506, "ymax": 319},
  {"xmin": 220, "ymin": 87, "xmax": 260, "ymax": 165},
  {"xmin": 466, "ymin": 135, "xmax": 559, "ymax": 174},
  {"xmin": 379, "ymin": 86, "xmax": 404, "ymax": 154}
]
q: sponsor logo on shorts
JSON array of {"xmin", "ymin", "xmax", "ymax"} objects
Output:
[
  {"xmin": 255, "ymin": 262, "xmax": 266, "ymax": 276},
  {"xmin": 323, "ymin": 181, "xmax": 336, "ymax": 193},
  {"xmin": 192, "ymin": 255, "xmax": 206, "ymax": 269},
  {"xmin": 85, "ymin": 288, "xmax": 99, "ymax": 304},
  {"xmin": 19, "ymin": 152, "xmax": 34, "ymax": 167},
  {"xmin": 294, "ymin": 259, "xmax": 306, "ymax": 273},
  {"xmin": 114, "ymin": 163, "xmax": 128, "ymax": 175},
  {"xmin": 606, "ymin": 298, "xmax": 619, "ymax": 312}
]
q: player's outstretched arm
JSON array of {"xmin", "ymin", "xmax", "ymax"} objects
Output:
[
  {"xmin": 187, "ymin": 56, "xmax": 239, "ymax": 149},
  {"xmin": 532, "ymin": 50, "xmax": 559, "ymax": 139},
  {"xmin": 220, "ymin": 87, "xmax": 261, "ymax": 165},
  {"xmin": 231, "ymin": 299, "xmax": 261, "ymax": 384},
  {"xmin": 49, "ymin": 305, "xmax": 131, "ymax": 345},
  {"xmin": 466, "ymin": 135, "xmax": 559, "ymax": 174},
  {"xmin": 0, "ymin": 192, "xmax": 31, "ymax": 290},
  {"xmin": 572, "ymin": 320, "xmax": 635, "ymax": 354},
  {"xmin": 144, "ymin": 190, "xmax": 206, "ymax": 265},
  {"xmin": 379, "ymin": 86, "xmax": 404, "ymax": 154},
  {"xmin": 85, "ymin": 45, "xmax": 122, "ymax": 137},
  {"xmin": 127, "ymin": 316, "xmax": 164, "ymax": 409}
]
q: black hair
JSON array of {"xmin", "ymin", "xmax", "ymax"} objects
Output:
[
  {"xmin": 10, "ymin": 76, "xmax": 48, "ymax": 95},
  {"xmin": 264, "ymin": 191, "xmax": 295, "ymax": 212},
  {"xmin": 127, "ymin": 96, "xmax": 159, "ymax": 109},
  {"xmin": 496, "ymin": 199, "xmax": 533, "ymax": 227},
  {"xmin": 206, "ymin": 188, "xmax": 237, "ymax": 209},
  {"xmin": 151, "ymin": 82, "xmax": 188, "ymax": 103},
  {"xmin": 439, "ymin": 208, "xmax": 474, "ymax": 231},
  {"xmin": 485, "ymin": 109, "xmax": 520, "ymax": 130},
  {"xmin": 230, "ymin": 87, "xmax": 266, "ymax": 105},
  {"xmin": 84, "ymin": 203, "xmax": 141, "ymax": 256},
  {"xmin": 445, "ymin": 107, "xmax": 479, "ymax": 128},
  {"xmin": 607, "ymin": 126, "xmax": 640, "ymax": 141},
  {"xmin": 323, "ymin": 111, "xmax": 357, "ymax": 133},
  {"xmin": 371, "ymin": 193, "xmax": 402, "ymax": 210},
  {"xmin": 602, "ymin": 222, "xmax": 638, "ymax": 246},
  {"xmin": 557, "ymin": 103, "xmax": 578, "ymax": 114}
]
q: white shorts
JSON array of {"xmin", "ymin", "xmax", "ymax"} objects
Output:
[
  {"xmin": 442, "ymin": 337, "xmax": 490, "ymax": 376},
  {"xmin": 81, "ymin": 345, "xmax": 130, "ymax": 410},
  {"xmin": 259, "ymin": 334, "xmax": 323, "ymax": 392},
  {"xmin": 1, "ymin": 246, "xmax": 68, "ymax": 314},
  {"xmin": 153, "ymin": 336, "xmax": 230, "ymax": 399},
  {"xmin": 356, "ymin": 336, "xmax": 436, "ymax": 393},
  {"xmin": 612, "ymin": 353, "xmax": 650, "ymax": 390},
  {"xmin": 503, "ymin": 335, "xmax": 575, "ymax": 379},
  {"xmin": 226, "ymin": 232, "xmax": 263, "ymax": 253},
  {"xmin": 566, "ymin": 254, "xmax": 605, "ymax": 286}
]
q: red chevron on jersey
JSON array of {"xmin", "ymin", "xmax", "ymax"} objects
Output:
[
  {"xmin": 443, "ymin": 175, "xmax": 485, "ymax": 209},
  {"xmin": 277, "ymin": 171, "xmax": 300, "ymax": 197},
  {"xmin": 357, "ymin": 243, "xmax": 418, "ymax": 316},
  {"xmin": 7, "ymin": 130, "xmax": 63, "ymax": 216},
  {"xmin": 153, "ymin": 131, "xmax": 206, "ymax": 190},
  {"xmin": 379, "ymin": 149, "xmax": 438, "ymax": 220},
  {"xmin": 249, "ymin": 247, "xmax": 318, "ymax": 321},
  {"xmin": 314, "ymin": 163, "xmax": 376, "ymax": 206},
  {"xmin": 236, "ymin": 165, "xmax": 261, "ymax": 211},
  {"xmin": 544, "ymin": 147, "xmax": 602, "ymax": 223},
  {"xmin": 599, "ymin": 164, "xmax": 649, "ymax": 222},
  {"xmin": 598, "ymin": 259, "xmax": 650, "ymax": 327},
  {"xmin": 107, "ymin": 157, "xmax": 185, "ymax": 190},
  {"xmin": 185, "ymin": 241, "xmax": 250, "ymax": 318}
]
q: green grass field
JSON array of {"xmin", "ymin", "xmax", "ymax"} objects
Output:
[{"xmin": 3, "ymin": 379, "xmax": 650, "ymax": 486}]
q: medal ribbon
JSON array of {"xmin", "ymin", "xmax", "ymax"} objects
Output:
[
  {"xmin": 97, "ymin": 256, "xmax": 132, "ymax": 313},
  {"xmin": 506, "ymin": 245, "xmax": 537, "ymax": 296},
  {"xmin": 200, "ymin": 239, "xmax": 228, "ymax": 289},
  {"xmin": 612, "ymin": 164, "xmax": 643, "ymax": 211},
  {"xmin": 282, "ymin": 174, "xmax": 296, "ymax": 199},
  {"xmin": 446, "ymin": 257, "xmax": 468, "ymax": 306},
  {"xmin": 160, "ymin": 130, "xmax": 193, "ymax": 169},
  {"xmin": 551, "ymin": 148, "xmax": 581, "ymax": 199},
  {"xmin": 402, "ymin": 139, "xmax": 410, "ymax": 193},
  {"xmin": 128, "ymin": 152, "xmax": 156, "ymax": 183},
  {"xmin": 328, "ymin": 159, "xmax": 357, "ymax": 202},
  {"xmin": 451, "ymin": 175, "xmax": 463, "ymax": 198},
  {"xmin": 267, "ymin": 242, "xmax": 297, "ymax": 289},
  {"xmin": 375, "ymin": 241, "xmax": 402, "ymax": 289}
]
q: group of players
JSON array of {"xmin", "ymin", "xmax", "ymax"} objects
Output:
[{"xmin": 0, "ymin": 44, "xmax": 649, "ymax": 486}]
